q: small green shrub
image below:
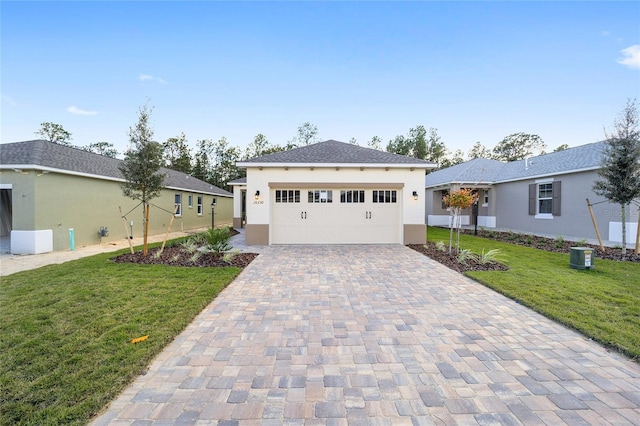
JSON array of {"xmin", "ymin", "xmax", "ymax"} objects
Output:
[
  {"xmin": 554, "ymin": 236, "xmax": 565, "ymax": 248},
  {"xmin": 457, "ymin": 249, "xmax": 479, "ymax": 265},
  {"xmin": 435, "ymin": 241, "xmax": 446, "ymax": 252},
  {"xmin": 577, "ymin": 238, "xmax": 588, "ymax": 246},
  {"xmin": 205, "ymin": 227, "xmax": 233, "ymax": 254},
  {"xmin": 525, "ymin": 236, "xmax": 533, "ymax": 245},
  {"xmin": 223, "ymin": 250, "xmax": 241, "ymax": 264},
  {"xmin": 189, "ymin": 251, "xmax": 202, "ymax": 263},
  {"xmin": 180, "ymin": 239, "xmax": 199, "ymax": 254},
  {"xmin": 479, "ymin": 248, "xmax": 506, "ymax": 265}
]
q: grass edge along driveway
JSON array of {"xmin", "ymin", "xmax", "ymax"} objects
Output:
[
  {"xmin": 0, "ymin": 242, "xmax": 242, "ymax": 426},
  {"xmin": 427, "ymin": 226, "xmax": 640, "ymax": 361}
]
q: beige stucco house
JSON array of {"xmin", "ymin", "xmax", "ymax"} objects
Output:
[
  {"xmin": 0, "ymin": 140, "xmax": 232, "ymax": 254},
  {"xmin": 233, "ymin": 140, "xmax": 435, "ymax": 245}
]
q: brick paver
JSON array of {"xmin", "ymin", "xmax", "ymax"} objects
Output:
[{"xmin": 92, "ymin": 245, "xmax": 640, "ymax": 425}]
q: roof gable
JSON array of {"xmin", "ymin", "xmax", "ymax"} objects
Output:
[
  {"xmin": 238, "ymin": 139, "xmax": 435, "ymax": 166},
  {"xmin": 0, "ymin": 140, "xmax": 231, "ymax": 196}
]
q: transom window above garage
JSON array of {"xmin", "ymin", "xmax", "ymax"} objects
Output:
[
  {"xmin": 373, "ymin": 190, "xmax": 397, "ymax": 203},
  {"xmin": 340, "ymin": 190, "xmax": 365, "ymax": 203},
  {"xmin": 308, "ymin": 190, "xmax": 333, "ymax": 203},
  {"xmin": 275, "ymin": 190, "xmax": 300, "ymax": 203}
]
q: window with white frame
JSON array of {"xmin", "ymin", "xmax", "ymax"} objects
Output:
[
  {"xmin": 483, "ymin": 189, "xmax": 489, "ymax": 206},
  {"xmin": 175, "ymin": 193, "xmax": 182, "ymax": 216},
  {"xmin": 197, "ymin": 195, "xmax": 203, "ymax": 215},
  {"xmin": 529, "ymin": 180, "xmax": 561, "ymax": 218},
  {"xmin": 275, "ymin": 190, "xmax": 300, "ymax": 203},
  {"xmin": 373, "ymin": 190, "xmax": 397, "ymax": 203},
  {"xmin": 308, "ymin": 190, "xmax": 333, "ymax": 203},
  {"xmin": 188, "ymin": 195, "xmax": 193, "ymax": 208},
  {"xmin": 340, "ymin": 190, "xmax": 365, "ymax": 203}
]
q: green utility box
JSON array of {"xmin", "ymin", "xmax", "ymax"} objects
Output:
[{"xmin": 570, "ymin": 247, "xmax": 594, "ymax": 270}]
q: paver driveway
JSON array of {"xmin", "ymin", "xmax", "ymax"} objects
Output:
[{"xmin": 93, "ymin": 245, "xmax": 640, "ymax": 425}]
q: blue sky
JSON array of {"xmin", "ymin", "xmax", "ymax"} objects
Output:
[{"xmin": 2, "ymin": 1, "xmax": 639, "ymax": 158}]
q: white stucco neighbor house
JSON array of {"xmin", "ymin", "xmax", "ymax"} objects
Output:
[{"xmin": 233, "ymin": 140, "xmax": 435, "ymax": 245}]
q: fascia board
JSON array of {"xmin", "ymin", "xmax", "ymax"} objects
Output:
[
  {"xmin": 237, "ymin": 162, "xmax": 434, "ymax": 169},
  {"xmin": 491, "ymin": 166, "xmax": 601, "ymax": 184}
]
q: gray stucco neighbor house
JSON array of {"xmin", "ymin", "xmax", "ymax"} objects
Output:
[{"xmin": 425, "ymin": 141, "xmax": 638, "ymax": 246}]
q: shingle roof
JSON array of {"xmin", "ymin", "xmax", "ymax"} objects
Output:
[
  {"xmin": 227, "ymin": 176, "xmax": 247, "ymax": 185},
  {"xmin": 238, "ymin": 139, "xmax": 435, "ymax": 166},
  {"xmin": 425, "ymin": 141, "xmax": 607, "ymax": 188},
  {"xmin": 0, "ymin": 140, "xmax": 232, "ymax": 196}
]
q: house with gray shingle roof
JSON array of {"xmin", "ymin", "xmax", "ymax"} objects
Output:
[
  {"xmin": 234, "ymin": 140, "xmax": 436, "ymax": 245},
  {"xmin": 425, "ymin": 141, "xmax": 638, "ymax": 246},
  {"xmin": 0, "ymin": 140, "xmax": 233, "ymax": 254}
]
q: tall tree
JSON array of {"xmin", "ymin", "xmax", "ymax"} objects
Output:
[
  {"xmin": 367, "ymin": 136, "xmax": 383, "ymax": 151},
  {"xmin": 244, "ymin": 133, "xmax": 271, "ymax": 159},
  {"xmin": 118, "ymin": 105, "xmax": 165, "ymax": 256},
  {"xmin": 593, "ymin": 99, "xmax": 640, "ymax": 256},
  {"xmin": 408, "ymin": 125, "xmax": 428, "ymax": 160},
  {"xmin": 492, "ymin": 132, "xmax": 546, "ymax": 162},
  {"xmin": 289, "ymin": 122, "xmax": 319, "ymax": 146},
  {"xmin": 163, "ymin": 132, "xmax": 192, "ymax": 174},
  {"xmin": 386, "ymin": 135, "xmax": 412, "ymax": 156},
  {"xmin": 192, "ymin": 139, "xmax": 213, "ymax": 182},
  {"xmin": 35, "ymin": 122, "xmax": 72, "ymax": 145},
  {"xmin": 210, "ymin": 137, "xmax": 244, "ymax": 191},
  {"xmin": 424, "ymin": 127, "xmax": 448, "ymax": 167},
  {"xmin": 467, "ymin": 141, "xmax": 492, "ymax": 160},
  {"xmin": 83, "ymin": 141, "xmax": 118, "ymax": 158},
  {"xmin": 441, "ymin": 149, "xmax": 465, "ymax": 169},
  {"xmin": 349, "ymin": 137, "xmax": 358, "ymax": 145},
  {"xmin": 553, "ymin": 144, "xmax": 569, "ymax": 152}
]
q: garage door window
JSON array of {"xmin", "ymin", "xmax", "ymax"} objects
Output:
[
  {"xmin": 340, "ymin": 190, "xmax": 365, "ymax": 203},
  {"xmin": 308, "ymin": 190, "xmax": 333, "ymax": 203},
  {"xmin": 373, "ymin": 190, "xmax": 397, "ymax": 203},
  {"xmin": 275, "ymin": 190, "xmax": 300, "ymax": 203}
]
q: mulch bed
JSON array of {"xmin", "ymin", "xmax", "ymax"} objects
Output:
[
  {"xmin": 112, "ymin": 246, "xmax": 258, "ymax": 268},
  {"xmin": 408, "ymin": 243, "xmax": 509, "ymax": 273},
  {"xmin": 461, "ymin": 228, "xmax": 640, "ymax": 262}
]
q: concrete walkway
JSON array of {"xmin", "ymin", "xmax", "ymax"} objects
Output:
[{"xmin": 92, "ymin": 245, "xmax": 640, "ymax": 425}]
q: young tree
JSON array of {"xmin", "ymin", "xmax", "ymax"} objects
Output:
[
  {"xmin": 367, "ymin": 136, "xmax": 383, "ymax": 151},
  {"xmin": 467, "ymin": 141, "xmax": 492, "ymax": 160},
  {"xmin": 289, "ymin": 122, "xmax": 320, "ymax": 146},
  {"xmin": 118, "ymin": 105, "xmax": 166, "ymax": 256},
  {"xmin": 83, "ymin": 141, "xmax": 118, "ymax": 158},
  {"xmin": 593, "ymin": 99, "xmax": 640, "ymax": 256},
  {"xmin": 163, "ymin": 132, "xmax": 192, "ymax": 174},
  {"xmin": 35, "ymin": 122, "xmax": 73, "ymax": 145},
  {"xmin": 443, "ymin": 188, "xmax": 477, "ymax": 254},
  {"xmin": 244, "ymin": 133, "xmax": 272, "ymax": 159},
  {"xmin": 492, "ymin": 132, "xmax": 546, "ymax": 162},
  {"xmin": 349, "ymin": 137, "xmax": 358, "ymax": 145}
]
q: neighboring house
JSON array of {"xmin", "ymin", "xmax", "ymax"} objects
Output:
[
  {"xmin": 234, "ymin": 140, "xmax": 435, "ymax": 245},
  {"xmin": 0, "ymin": 140, "xmax": 232, "ymax": 254},
  {"xmin": 425, "ymin": 141, "xmax": 639, "ymax": 245}
]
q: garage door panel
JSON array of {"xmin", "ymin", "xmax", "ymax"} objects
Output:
[{"xmin": 271, "ymin": 187, "xmax": 401, "ymax": 244}]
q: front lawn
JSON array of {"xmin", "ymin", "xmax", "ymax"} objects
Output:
[
  {"xmin": 0, "ymin": 244, "xmax": 242, "ymax": 425},
  {"xmin": 427, "ymin": 227, "xmax": 640, "ymax": 360}
]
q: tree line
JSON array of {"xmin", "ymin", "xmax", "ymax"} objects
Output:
[{"xmin": 32, "ymin": 118, "xmax": 584, "ymax": 192}]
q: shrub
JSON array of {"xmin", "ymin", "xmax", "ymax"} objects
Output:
[
  {"xmin": 554, "ymin": 235, "xmax": 565, "ymax": 248},
  {"xmin": 205, "ymin": 227, "xmax": 233, "ymax": 254},
  {"xmin": 479, "ymin": 248, "xmax": 506, "ymax": 265},
  {"xmin": 223, "ymin": 250, "xmax": 241, "ymax": 264},
  {"xmin": 435, "ymin": 241, "xmax": 446, "ymax": 252},
  {"xmin": 577, "ymin": 238, "xmax": 588, "ymax": 246},
  {"xmin": 180, "ymin": 239, "xmax": 199, "ymax": 254},
  {"xmin": 457, "ymin": 249, "xmax": 479, "ymax": 265}
]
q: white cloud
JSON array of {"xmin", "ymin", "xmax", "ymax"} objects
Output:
[
  {"xmin": 618, "ymin": 45, "xmax": 640, "ymax": 70},
  {"xmin": 67, "ymin": 106, "xmax": 98, "ymax": 116},
  {"xmin": 139, "ymin": 73, "xmax": 167, "ymax": 84}
]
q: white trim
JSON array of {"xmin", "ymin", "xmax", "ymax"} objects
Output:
[
  {"xmin": 238, "ymin": 162, "xmax": 433, "ymax": 169},
  {"xmin": 535, "ymin": 177, "xmax": 554, "ymax": 184},
  {"xmin": 535, "ymin": 213, "xmax": 553, "ymax": 220},
  {"xmin": 0, "ymin": 164, "xmax": 231, "ymax": 197},
  {"xmin": 0, "ymin": 184, "xmax": 13, "ymax": 189},
  {"xmin": 493, "ymin": 166, "xmax": 599, "ymax": 184}
]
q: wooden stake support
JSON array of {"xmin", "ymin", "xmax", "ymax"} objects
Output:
[
  {"xmin": 586, "ymin": 198, "xmax": 605, "ymax": 252},
  {"xmin": 119, "ymin": 206, "xmax": 134, "ymax": 254},
  {"xmin": 160, "ymin": 204, "xmax": 180, "ymax": 254},
  {"xmin": 635, "ymin": 205, "xmax": 640, "ymax": 255},
  {"xmin": 143, "ymin": 203, "xmax": 150, "ymax": 256}
]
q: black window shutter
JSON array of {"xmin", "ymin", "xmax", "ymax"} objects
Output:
[
  {"xmin": 528, "ymin": 184, "xmax": 536, "ymax": 215},
  {"xmin": 552, "ymin": 181, "xmax": 561, "ymax": 216}
]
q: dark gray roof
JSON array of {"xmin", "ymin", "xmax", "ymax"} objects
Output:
[
  {"xmin": 0, "ymin": 140, "xmax": 232, "ymax": 196},
  {"xmin": 425, "ymin": 141, "xmax": 607, "ymax": 188},
  {"xmin": 239, "ymin": 139, "xmax": 435, "ymax": 166},
  {"xmin": 228, "ymin": 176, "xmax": 247, "ymax": 185}
]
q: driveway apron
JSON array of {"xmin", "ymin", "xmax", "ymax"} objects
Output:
[{"xmin": 93, "ymin": 245, "xmax": 640, "ymax": 425}]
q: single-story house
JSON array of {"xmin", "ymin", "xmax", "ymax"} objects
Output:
[
  {"xmin": 234, "ymin": 140, "xmax": 435, "ymax": 245},
  {"xmin": 425, "ymin": 140, "xmax": 639, "ymax": 246},
  {"xmin": 0, "ymin": 140, "xmax": 232, "ymax": 254}
]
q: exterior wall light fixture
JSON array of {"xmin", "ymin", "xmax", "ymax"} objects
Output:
[
  {"xmin": 412, "ymin": 191, "xmax": 419, "ymax": 200},
  {"xmin": 255, "ymin": 190, "xmax": 260, "ymax": 200}
]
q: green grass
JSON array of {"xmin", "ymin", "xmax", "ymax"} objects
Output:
[
  {"xmin": 428, "ymin": 227, "xmax": 640, "ymax": 360},
  {"xmin": 0, "ymin": 243, "xmax": 241, "ymax": 425}
]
